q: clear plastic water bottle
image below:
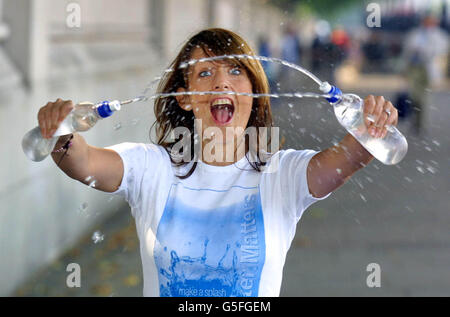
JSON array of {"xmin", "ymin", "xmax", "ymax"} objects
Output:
[
  {"xmin": 22, "ymin": 100, "xmax": 121, "ymax": 162},
  {"xmin": 320, "ymin": 82, "xmax": 408, "ymax": 165}
]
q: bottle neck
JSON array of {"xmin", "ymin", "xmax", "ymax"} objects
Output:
[
  {"xmin": 319, "ymin": 82, "xmax": 342, "ymax": 105},
  {"xmin": 95, "ymin": 100, "xmax": 121, "ymax": 118}
]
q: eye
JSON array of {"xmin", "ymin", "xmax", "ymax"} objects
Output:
[
  {"xmin": 199, "ymin": 70, "xmax": 212, "ymax": 77},
  {"xmin": 230, "ymin": 67, "xmax": 242, "ymax": 75}
]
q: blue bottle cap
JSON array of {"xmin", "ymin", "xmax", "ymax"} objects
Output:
[
  {"xmin": 320, "ymin": 82, "xmax": 342, "ymax": 104},
  {"xmin": 97, "ymin": 101, "xmax": 114, "ymax": 118}
]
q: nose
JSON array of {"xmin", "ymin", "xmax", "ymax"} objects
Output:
[
  {"xmin": 214, "ymin": 82, "xmax": 229, "ymax": 90},
  {"xmin": 213, "ymin": 69, "xmax": 230, "ymax": 91}
]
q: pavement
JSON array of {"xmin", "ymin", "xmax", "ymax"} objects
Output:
[{"xmin": 14, "ymin": 68, "xmax": 450, "ymax": 297}]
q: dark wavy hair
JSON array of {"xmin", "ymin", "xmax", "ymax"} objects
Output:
[{"xmin": 150, "ymin": 28, "xmax": 278, "ymax": 179}]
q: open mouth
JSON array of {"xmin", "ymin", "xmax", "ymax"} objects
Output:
[{"xmin": 210, "ymin": 98, "xmax": 235, "ymax": 125}]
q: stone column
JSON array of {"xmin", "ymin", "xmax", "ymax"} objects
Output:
[{"xmin": 3, "ymin": 0, "xmax": 49, "ymax": 87}]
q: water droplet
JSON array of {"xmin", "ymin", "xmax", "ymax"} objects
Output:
[
  {"xmin": 92, "ymin": 231, "xmax": 104, "ymax": 244},
  {"xmin": 432, "ymin": 140, "xmax": 440, "ymax": 146},
  {"xmin": 131, "ymin": 118, "xmax": 140, "ymax": 126},
  {"xmin": 404, "ymin": 177, "xmax": 412, "ymax": 183},
  {"xmin": 360, "ymin": 194, "xmax": 367, "ymax": 202},
  {"xmin": 366, "ymin": 114, "xmax": 376, "ymax": 123},
  {"xmin": 336, "ymin": 168, "xmax": 342, "ymax": 174},
  {"xmin": 78, "ymin": 202, "xmax": 89, "ymax": 218},
  {"xmin": 416, "ymin": 166, "xmax": 425, "ymax": 174},
  {"xmin": 426, "ymin": 166, "xmax": 436, "ymax": 174},
  {"xmin": 288, "ymin": 103, "xmax": 293, "ymax": 108},
  {"xmin": 114, "ymin": 123, "xmax": 122, "ymax": 131}
]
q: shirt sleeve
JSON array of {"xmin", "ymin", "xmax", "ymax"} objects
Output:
[
  {"xmin": 104, "ymin": 142, "xmax": 165, "ymax": 209},
  {"xmin": 278, "ymin": 149, "xmax": 331, "ymax": 221}
]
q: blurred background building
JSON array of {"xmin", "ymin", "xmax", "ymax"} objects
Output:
[{"xmin": 1, "ymin": 0, "xmax": 449, "ymax": 296}]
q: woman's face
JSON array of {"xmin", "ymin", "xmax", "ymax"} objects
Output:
[{"xmin": 176, "ymin": 47, "xmax": 253, "ymax": 145}]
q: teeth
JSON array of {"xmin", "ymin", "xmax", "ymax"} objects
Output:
[{"xmin": 212, "ymin": 98, "xmax": 233, "ymax": 107}]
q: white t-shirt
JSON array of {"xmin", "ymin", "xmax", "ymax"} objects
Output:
[{"xmin": 105, "ymin": 142, "xmax": 330, "ymax": 297}]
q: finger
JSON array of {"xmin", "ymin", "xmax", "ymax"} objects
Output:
[
  {"xmin": 374, "ymin": 101, "xmax": 393, "ymax": 137},
  {"xmin": 379, "ymin": 101, "xmax": 399, "ymax": 138},
  {"xmin": 381, "ymin": 107, "xmax": 399, "ymax": 138},
  {"xmin": 375, "ymin": 112, "xmax": 389, "ymax": 137},
  {"xmin": 390, "ymin": 107, "xmax": 399, "ymax": 126},
  {"xmin": 59, "ymin": 101, "xmax": 74, "ymax": 122},
  {"xmin": 369, "ymin": 96, "xmax": 384, "ymax": 135},
  {"xmin": 373, "ymin": 96, "xmax": 385, "ymax": 125},
  {"xmin": 363, "ymin": 95, "xmax": 376, "ymax": 127},
  {"xmin": 375, "ymin": 100, "xmax": 392, "ymax": 126},
  {"xmin": 38, "ymin": 107, "xmax": 47, "ymax": 137},
  {"xmin": 368, "ymin": 96, "xmax": 384, "ymax": 136},
  {"xmin": 44, "ymin": 103, "xmax": 58, "ymax": 138}
]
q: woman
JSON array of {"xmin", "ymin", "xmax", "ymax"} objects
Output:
[{"xmin": 38, "ymin": 28, "xmax": 398, "ymax": 297}]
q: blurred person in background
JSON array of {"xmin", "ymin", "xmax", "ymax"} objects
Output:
[
  {"xmin": 330, "ymin": 26, "xmax": 351, "ymax": 68},
  {"xmin": 281, "ymin": 23, "xmax": 302, "ymax": 65},
  {"xmin": 279, "ymin": 23, "xmax": 303, "ymax": 90},
  {"xmin": 402, "ymin": 15, "xmax": 448, "ymax": 135},
  {"xmin": 362, "ymin": 31, "xmax": 388, "ymax": 73},
  {"xmin": 258, "ymin": 35, "xmax": 276, "ymax": 91},
  {"xmin": 310, "ymin": 20, "xmax": 338, "ymax": 83}
]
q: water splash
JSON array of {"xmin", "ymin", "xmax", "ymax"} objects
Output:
[
  {"xmin": 85, "ymin": 176, "xmax": 97, "ymax": 188},
  {"xmin": 77, "ymin": 202, "xmax": 89, "ymax": 218},
  {"xmin": 116, "ymin": 54, "xmax": 330, "ymax": 108},
  {"xmin": 177, "ymin": 54, "xmax": 323, "ymax": 86},
  {"xmin": 92, "ymin": 231, "xmax": 104, "ymax": 244},
  {"xmin": 158, "ymin": 240, "xmax": 237, "ymax": 297}
]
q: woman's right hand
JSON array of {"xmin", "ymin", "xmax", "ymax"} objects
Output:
[{"xmin": 37, "ymin": 98, "xmax": 74, "ymax": 139}]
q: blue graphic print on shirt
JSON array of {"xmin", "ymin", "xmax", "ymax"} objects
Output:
[{"xmin": 153, "ymin": 183, "xmax": 266, "ymax": 297}]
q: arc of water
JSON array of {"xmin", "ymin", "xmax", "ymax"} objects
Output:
[
  {"xmin": 178, "ymin": 54, "xmax": 323, "ymax": 86},
  {"xmin": 118, "ymin": 54, "xmax": 328, "ymax": 106}
]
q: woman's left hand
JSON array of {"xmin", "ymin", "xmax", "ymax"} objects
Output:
[{"xmin": 363, "ymin": 95, "xmax": 399, "ymax": 138}]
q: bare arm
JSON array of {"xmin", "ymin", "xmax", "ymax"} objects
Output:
[
  {"xmin": 307, "ymin": 133, "xmax": 374, "ymax": 198},
  {"xmin": 307, "ymin": 95, "xmax": 399, "ymax": 198},
  {"xmin": 51, "ymin": 133, "xmax": 124, "ymax": 193},
  {"xmin": 40, "ymin": 99, "xmax": 124, "ymax": 193}
]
